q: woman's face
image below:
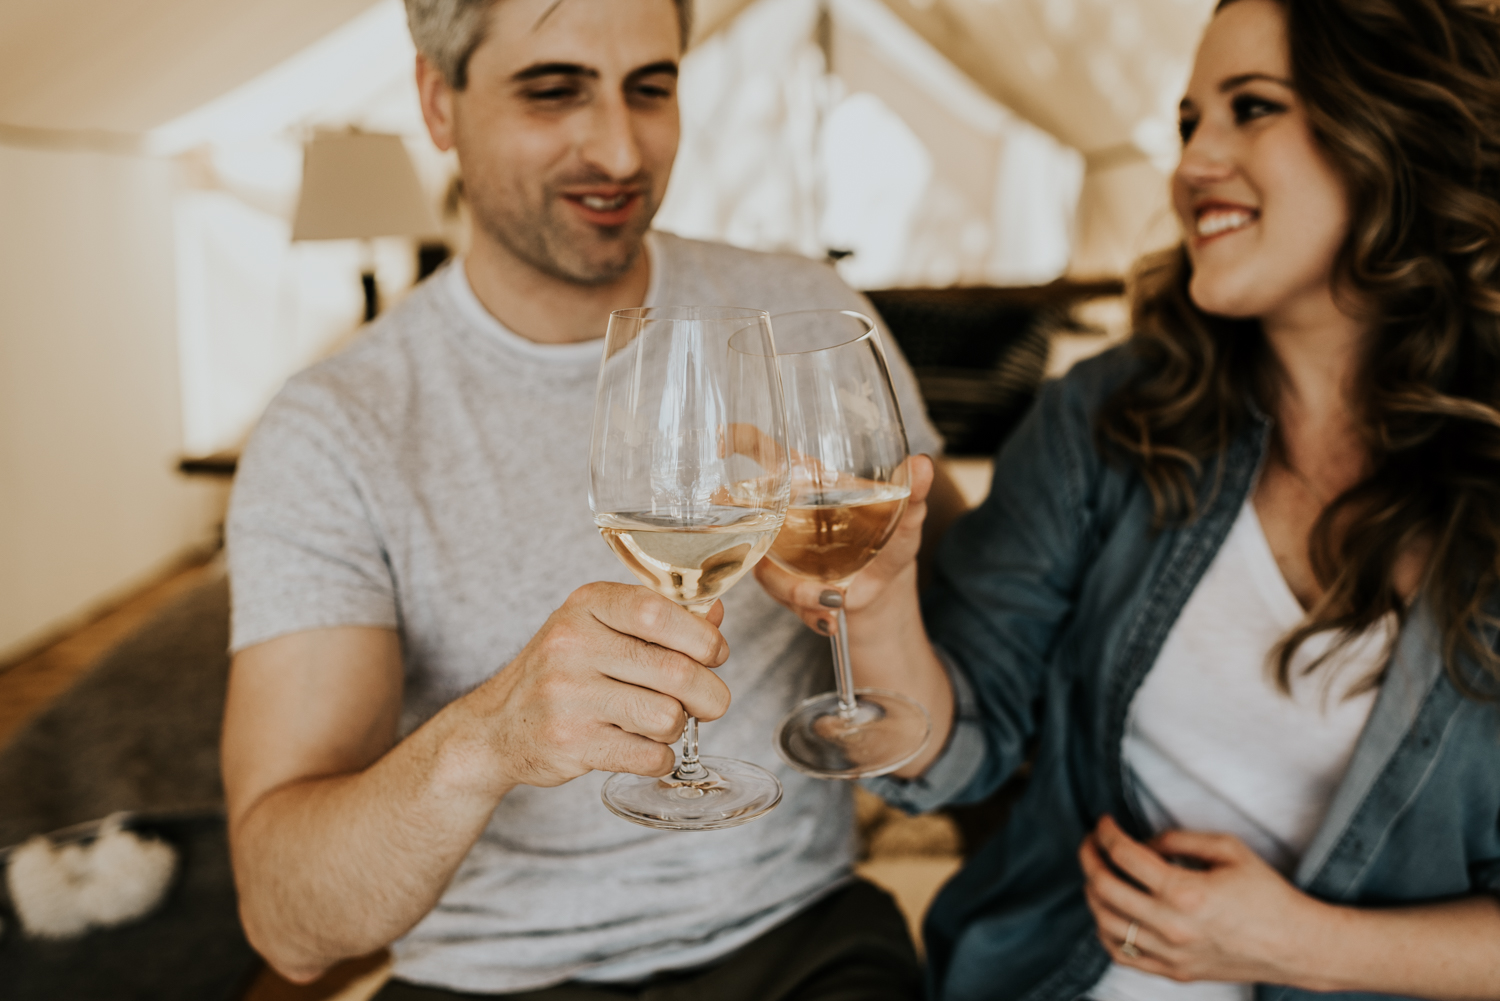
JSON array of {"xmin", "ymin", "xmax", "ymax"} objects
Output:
[{"xmin": 1173, "ymin": 0, "xmax": 1350, "ymax": 323}]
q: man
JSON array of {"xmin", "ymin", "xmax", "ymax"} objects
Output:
[{"xmin": 222, "ymin": 0, "xmax": 960, "ymax": 997}]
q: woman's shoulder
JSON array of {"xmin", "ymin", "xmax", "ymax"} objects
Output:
[
  {"xmin": 1012, "ymin": 341, "xmax": 1145, "ymax": 454},
  {"xmin": 1048, "ymin": 340, "xmax": 1145, "ymax": 413}
]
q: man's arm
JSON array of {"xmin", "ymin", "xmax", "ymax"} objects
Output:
[{"xmin": 223, "ymin": 583, "xmax": 732, "ymax": 983}]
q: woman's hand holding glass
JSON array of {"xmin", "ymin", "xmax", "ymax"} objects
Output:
[
  {"xmin": 750, "ymin": 310, "xmax": 937, "ymax": 779},
  {"xmin": 753, "ymin": 450, "xmax": 954, "ymax": 778},
  {"xmin": 755, "ymin": 454, "xmax": 933, "ymax": 636}
]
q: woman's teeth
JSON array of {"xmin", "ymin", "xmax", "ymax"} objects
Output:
[
  {"xmin": 581, "ymin": 194, "xmax": 629, "ymax": 211},
  {"xmin": 1196, "ymin": 209, "xmax": 1256, "ymax": 238}
]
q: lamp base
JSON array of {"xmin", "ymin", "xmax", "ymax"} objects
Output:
[{"xmin": 361, "ymin": 270, "xmax": 378, "ymax": 323}]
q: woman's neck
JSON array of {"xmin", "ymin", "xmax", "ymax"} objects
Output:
[{"xmin": 1259, "ymin": 292, "xmax": 1373, "ymax": 487}]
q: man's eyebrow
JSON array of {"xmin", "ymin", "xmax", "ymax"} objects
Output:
[
  {"xmin": 626, "ymin": 61, "xmax": 679, "ymax": 82},
  {"xmin": 511, "ymin": 62, "xmax": 599, "ymax": 83},
  {"xmin": 1220, "ymin": 72, "xmax": 1294, "ymax": 92}
]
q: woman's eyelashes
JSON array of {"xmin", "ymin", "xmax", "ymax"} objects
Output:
[
  {"xmin": 1178, "ymin": 93, "xmax": 1288, "ymax": 143},
  {"xmin": 1231, "ymin": 92, "xmax": 1286, "ymax": 125}
]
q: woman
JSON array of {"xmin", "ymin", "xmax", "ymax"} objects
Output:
[{"xmin": 756, "ymin": 1, "xmax": 1500, "ymax": 999}]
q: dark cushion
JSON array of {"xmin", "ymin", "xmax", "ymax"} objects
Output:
[{"xmin": 0, "ymin": 813, "xmax": 258, "ymax": 1001}]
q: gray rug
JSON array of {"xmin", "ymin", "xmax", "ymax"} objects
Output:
[
  {"xmin": 0, "ymin": 568, "xmax": 259, "ymax": 997},
  {"xmin": 0, "ymin": 569, "xmax": 230, "ymax": 847}
]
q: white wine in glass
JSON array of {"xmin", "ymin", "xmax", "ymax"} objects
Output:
[
  {"xmin": 768, "ymin": 310, "xmax": 931, "ymax": 779},
  {"xmin": 589, "ymin": 306, "xmax": 791, "ymax": 830}
]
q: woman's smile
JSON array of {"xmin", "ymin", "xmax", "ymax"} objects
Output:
[{"xmin": 1192, "ymin": 201, "xmax": 1260, "ymax": 242}]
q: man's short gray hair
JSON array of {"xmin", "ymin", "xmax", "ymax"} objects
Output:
[{"xmin": 406, "ymin": 0, "xmax": 694, "ymax": 90}]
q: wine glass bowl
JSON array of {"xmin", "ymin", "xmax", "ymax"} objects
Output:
[
  {"xmin": 590, "ymin": 306, "xmax": 791, "ymax": 830},
  {"xmin": 766, "ymin": 310, "xmax": 932, "ymax": 780}
]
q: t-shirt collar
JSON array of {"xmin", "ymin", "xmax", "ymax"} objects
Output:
[{"xmin": 441, "ymin": 233, "xmax": 663, "ymax": 366}]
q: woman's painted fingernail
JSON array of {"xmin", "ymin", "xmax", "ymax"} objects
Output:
[
  {"xmin": 819, "ymin": 590, "xmax": 843, "ymax": 608},
  {"xmin": 816, "ymin": 618, "xmax": 831, "ymax": 634}
]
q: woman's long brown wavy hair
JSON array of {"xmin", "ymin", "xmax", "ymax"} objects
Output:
[{"xmin": 1097, "ymin": 0, "xmax": 1500, "ymax": 698}]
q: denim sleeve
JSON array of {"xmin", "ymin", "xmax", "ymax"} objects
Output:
[{"xmin": 897, "ymin": 365, "xmax": 1109, "ymax": 809}]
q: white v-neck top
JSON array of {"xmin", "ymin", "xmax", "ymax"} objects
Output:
[{"xmin": 1090, "ymin": 498, "xmax": 1391, "ymax": 1001}]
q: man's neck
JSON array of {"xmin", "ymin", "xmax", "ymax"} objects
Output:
[{"xmin": 463, "ymin": 231, "xmax": 652, "ymax": 345}]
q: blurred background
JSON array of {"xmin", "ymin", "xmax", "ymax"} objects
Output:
[{"xmin": 0, "ymin": 0, "xmax": 1215, "ymax": 663}]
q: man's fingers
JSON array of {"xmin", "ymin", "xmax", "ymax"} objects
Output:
[
  {"xmin": 600, "ymin": 680, "xmax": 689, "ymax": 744},
  {"xmin": 580, "ymin": 624, "xmax": 730, "ymax": 721},
  {"xmin": 579, "ymin": 583, "xmax": 729, "ymax": 667},
  {"xmin": 583, "ymin": 728, "xmax": 677, "ymax": 778}
]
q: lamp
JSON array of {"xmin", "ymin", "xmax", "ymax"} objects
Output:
[{"xmin": 291, "ymin": 130, "xmax": 440, "ymax": 322}]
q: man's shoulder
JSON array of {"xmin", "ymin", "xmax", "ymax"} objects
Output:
[
  {"xmin": 260, "ymin": 275, "xmax": 453, "ymax": 438},
  {"xmin": 653, "ymin": 231, "xmax": 864, "ymax": 312}
]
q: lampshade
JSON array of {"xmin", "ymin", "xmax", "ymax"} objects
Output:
[{"xmin": 291, "ymin": 131, "xmax": 439, "ymax": 241}]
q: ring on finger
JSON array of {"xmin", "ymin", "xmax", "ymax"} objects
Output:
[{"xmin": 1120, "ymin": 920, "xmax": 1143, "ymax": 959}]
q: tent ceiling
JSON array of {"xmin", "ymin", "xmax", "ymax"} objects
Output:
[
  {"xmin": 0, "ymin": 0, "xmax": 1210, "ymax": 277},
  {"xmin": 0, "ymin": 0, "xmax": 756, "ymax": 137},
  {"xmin": 873, "ymin": 0, "xmax": 1212, "ymax": 163},
  {"xmin": 0, "ymin": 0, "xmax": 384, "ymax": 133},
  {"xmin": 0, "ymin": 0, "xmax": 1210, "ymax": 159}
]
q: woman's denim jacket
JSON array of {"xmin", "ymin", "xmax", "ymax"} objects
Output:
[{"xmin": 869, "ymin": 347, "xmax": 1500, "ymax": 1001}]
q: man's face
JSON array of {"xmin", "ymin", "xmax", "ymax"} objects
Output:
[{"xmin": 442, "ymin": 0, "xmax": 682, "ymax": 285}]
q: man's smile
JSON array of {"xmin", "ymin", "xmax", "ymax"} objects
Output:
[{"xmin": 562, "ymin": 188, "xmax": 642, "ymax": 227}]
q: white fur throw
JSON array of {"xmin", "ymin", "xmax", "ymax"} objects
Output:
[{"xmin": 6, "ymin": 814, "xmax": 177, "ymax": 939}]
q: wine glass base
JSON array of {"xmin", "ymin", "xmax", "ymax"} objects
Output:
[
  {"xmin": 774, "ymin": 688, "xmax": 932, "ymax": 779},
  {"xmin": 601, "ymin": 756, "xmax": 784, "ymax": 831}
]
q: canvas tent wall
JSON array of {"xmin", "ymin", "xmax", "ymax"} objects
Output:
[{"xmin": 0, "ymin": 0, "xmax": 1213, "ymax": 658}]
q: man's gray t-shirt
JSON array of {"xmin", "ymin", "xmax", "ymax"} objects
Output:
[{"xmin": 227, "ymin": 231, "xmax": 942, "ymax": 993}]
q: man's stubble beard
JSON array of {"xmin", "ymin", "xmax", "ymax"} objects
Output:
[{"xmin": 469, "ymin": 174, "xmax": 660, "ymax": 287}]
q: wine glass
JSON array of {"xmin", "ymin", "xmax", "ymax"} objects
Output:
[
  {"xmin": 589, "ymin": 306, "xmax": 791, "ymax": 830},
  {"xmin": 768, "ymin": 310, "xmax": 932, "ymax": 779}
]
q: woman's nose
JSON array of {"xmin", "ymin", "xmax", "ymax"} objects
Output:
[{"xmin": 1176, "ymin": 129, "xmax": 1236, "ymax": 188}]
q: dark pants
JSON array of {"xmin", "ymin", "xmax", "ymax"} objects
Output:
[{"xmin": 373, "ymin": 879, "xmax": 921, "ymax": 1001}]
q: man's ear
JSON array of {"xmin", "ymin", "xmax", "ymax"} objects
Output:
[{"xmin": 416, "ymin": 53, "xmax": 457, "ymax": 152}]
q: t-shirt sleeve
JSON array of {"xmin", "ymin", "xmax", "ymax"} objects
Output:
[{"xmin": 226, "ymin": 380, "xmax": 399, "ymax": 653}]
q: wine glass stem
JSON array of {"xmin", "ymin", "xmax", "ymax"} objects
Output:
[
  {"xmin": 674, "ymin": 601, "xmax": 711, "ymax": 781},
  {"xmin": 674, "ymin": 716, "xmax": 707, "ymax": 780},
  {"xmin": 829, "ymin": 606, "xmax": 859, "ymax": 719}
]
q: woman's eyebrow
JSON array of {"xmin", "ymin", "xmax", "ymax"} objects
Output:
[{"xmin": 1219, "ymin": 72, "xmax": 1295, "ymax": 92}]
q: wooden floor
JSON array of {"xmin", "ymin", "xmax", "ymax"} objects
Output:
[{"xmin": 0, "ymin": 554, "xmax": 222, "ymax": 749}]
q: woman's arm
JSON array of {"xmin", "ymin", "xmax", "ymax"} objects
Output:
[{"xmin": 1081, "ymin": 815, "xmax": 1500, "ymax": 998}]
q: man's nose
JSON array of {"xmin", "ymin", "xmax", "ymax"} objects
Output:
[{"xmin": 579, "ymin": 92, "xmax": 644, "ymax": 180}]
